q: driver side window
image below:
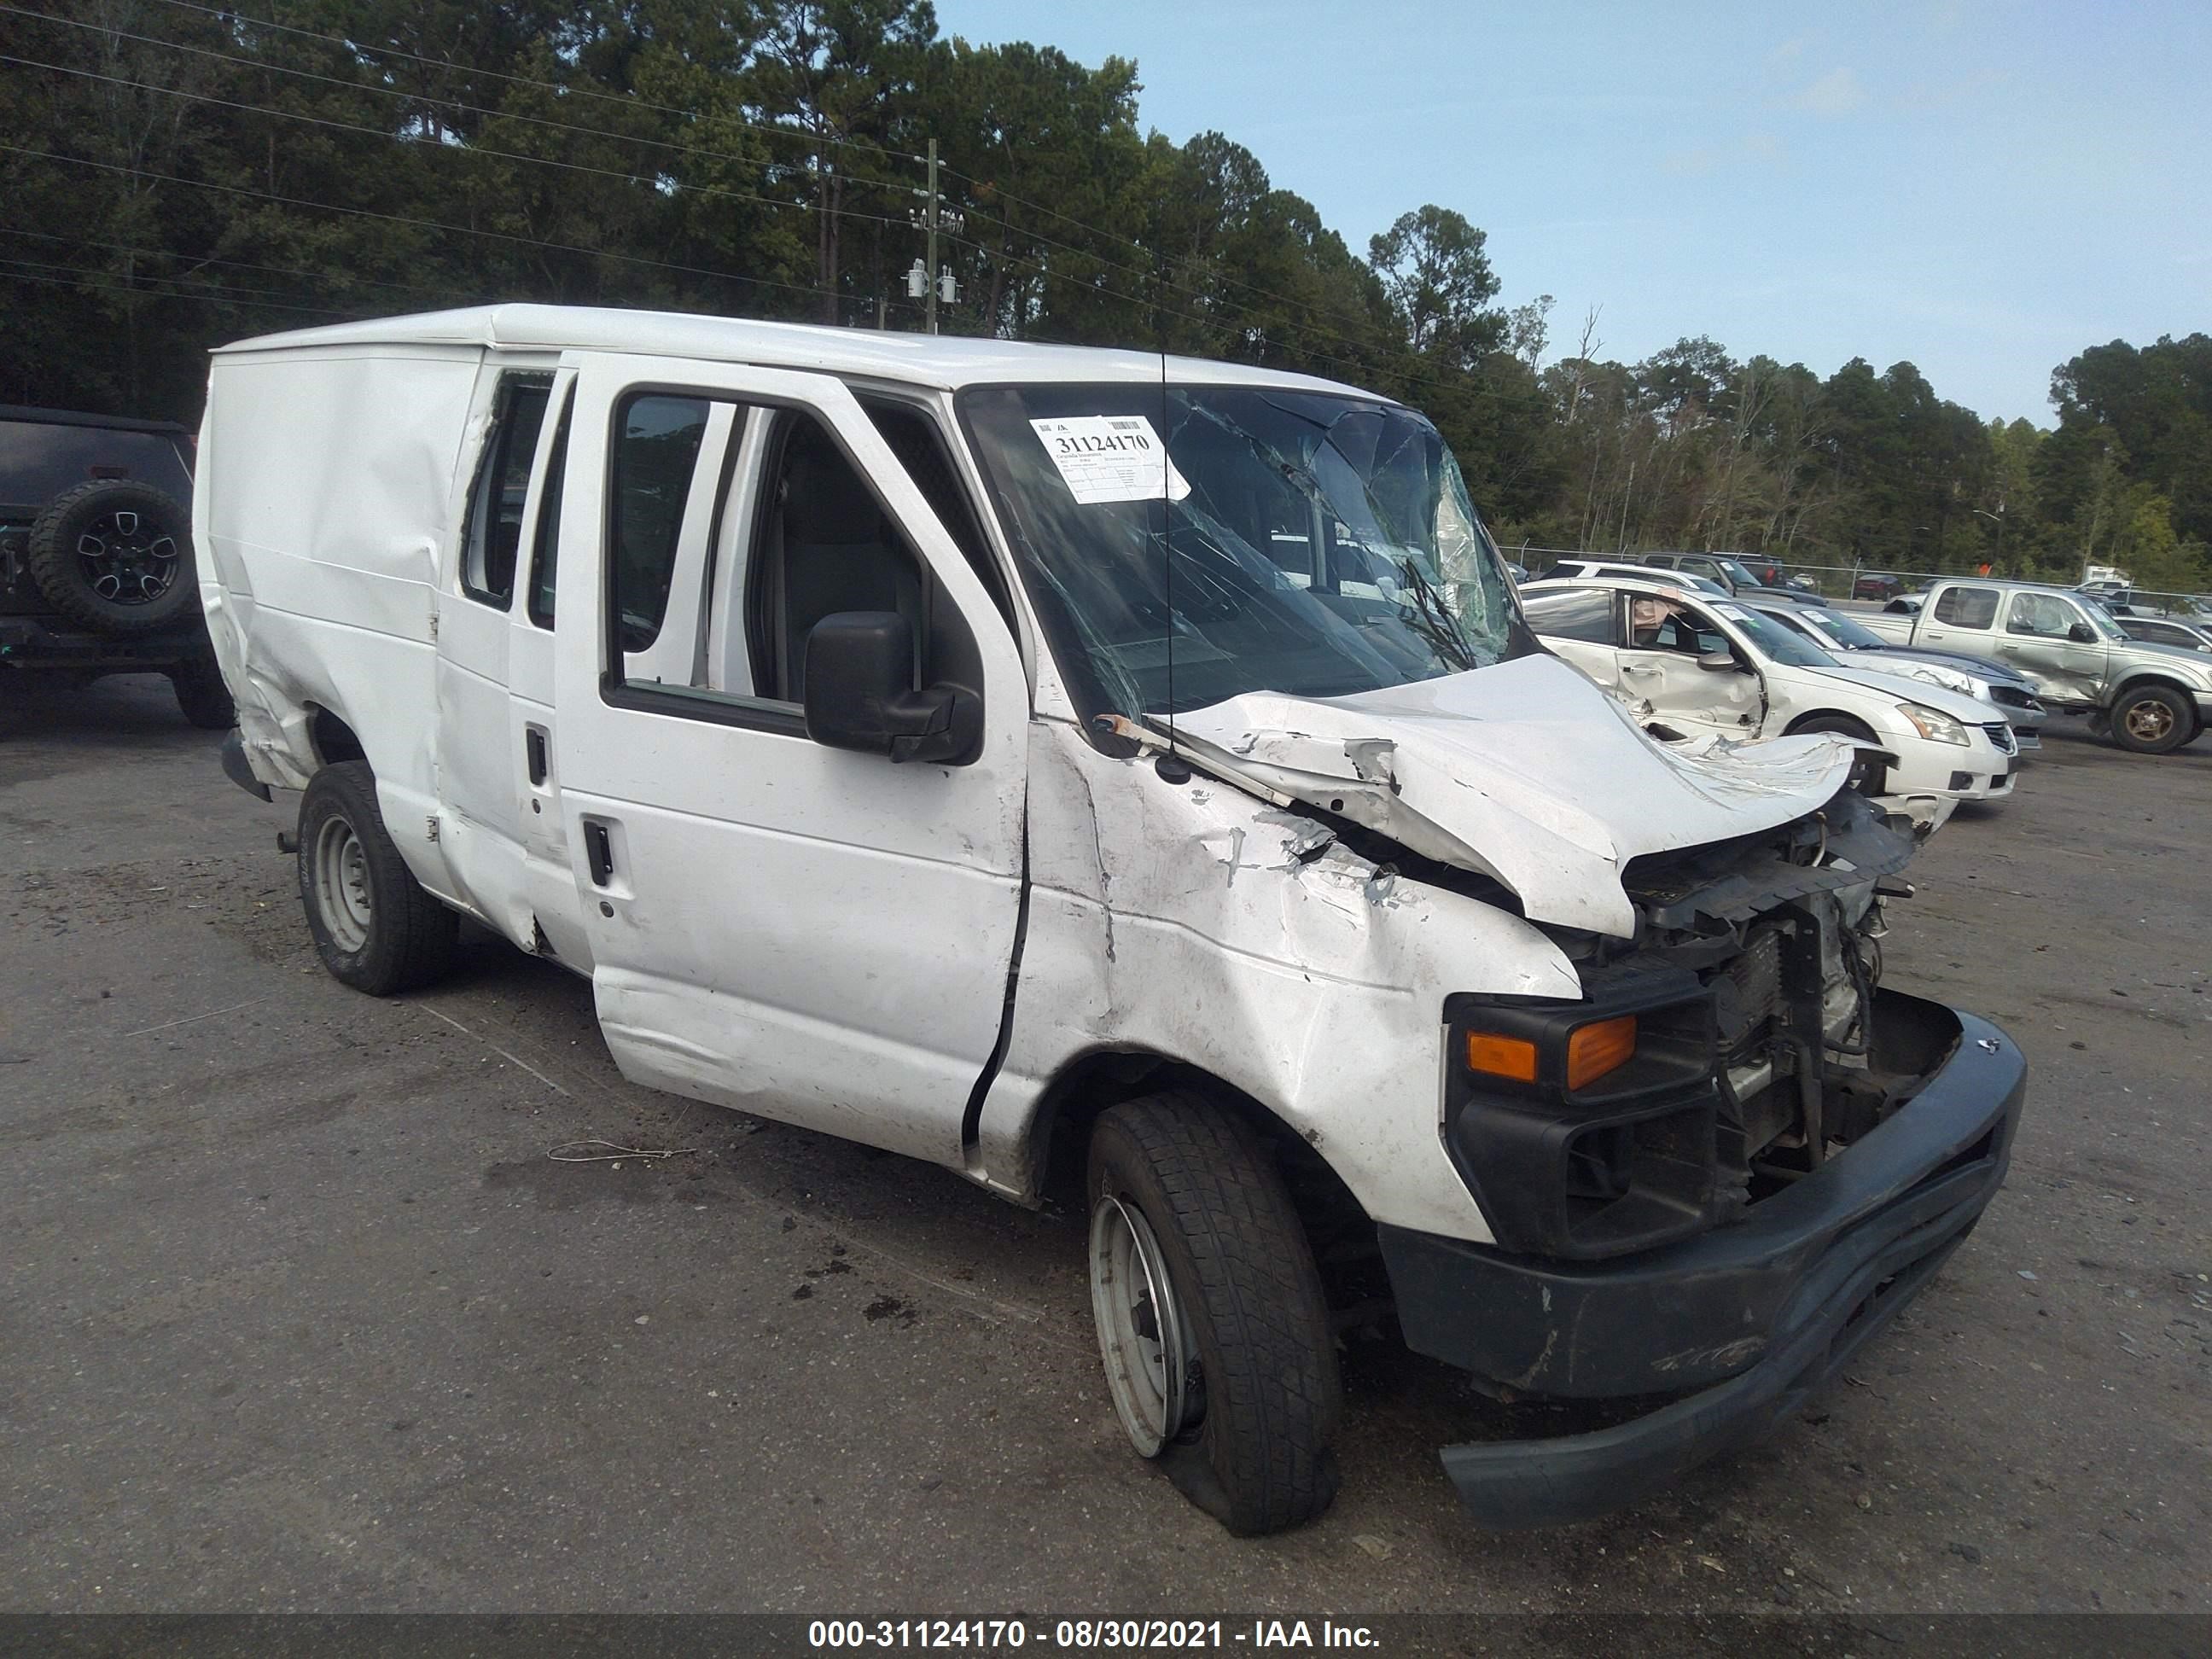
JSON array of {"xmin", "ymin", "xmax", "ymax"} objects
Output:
[
  {"xmin": 601, "ymin": 393, "xmax": 976, "ymax": 732},
  {"xmin": 2008, "ymin": 593, "xmax": 2074, "ymax": 637},
  {"xmin": 1628, "ymin": 602, "xmax": 1712, "ymax": 655}
]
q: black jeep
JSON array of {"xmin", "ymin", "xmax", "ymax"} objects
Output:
[{"xmin": 0, "ymin": 405, "xmax": 231, "ymax": 727}]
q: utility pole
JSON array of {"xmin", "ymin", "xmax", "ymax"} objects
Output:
[
  {"xmin": 906, "ymin": 140, "xmax": 960, "ymax": 334},
  {"xmin": 925, "ymin": 137, "xmax": 940, "ymax": 335}
]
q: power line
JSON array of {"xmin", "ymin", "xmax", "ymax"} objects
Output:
[
  {"xmin": 0, "ymin": 250, "xmax": 352, "ymax": 307},
  {"xmin": 0, "ymin": 6, "xmax": 826, "ymax": 199},
  {"xmin": 118, "ymin": 0, "xmax": 1481, "ymax": 377},
  {"xmin": 0, "ymin": 264, "xmax": 361, "ymax": 317},
  {"xmin": 937, "ymin": 224, "xmax": 1555, "ymax": 415},
  {"xmin": 940, "ymin": 165, "xmax": 1398, "ymax": 352},
  {"xmin": 11, "ymin": 227, "xmax": 487, "ymax": 303},
  {"xmin": 4, "ymin": 249, "xmax": 313, "ymax": 301},
  {"xmin": 6, "ymin": 147, "xmax": 943, "ymax": 327},
  {"xmin": 137, "ymin": 0, "xmax": 926, "ymax": 170},
  {"xmin": 0, "ymin": 52, "xmax": 917, "ymax": 237},
  {"xmin": 2, "ymin": 143, "xmax": 837, "ymax": 305},
  {"xmin": 22, "ymin": 3, "xmax": 1557, "ymax": 414}
]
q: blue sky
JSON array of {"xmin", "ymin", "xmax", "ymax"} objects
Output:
[{"xmin": 935, "ymin": 0, "xmax": 2211, "ymax": 425}]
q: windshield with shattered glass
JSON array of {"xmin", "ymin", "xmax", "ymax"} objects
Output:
[{"xmin": 958, "ymin": 383, "xmax": 1524, "ymax": 719}]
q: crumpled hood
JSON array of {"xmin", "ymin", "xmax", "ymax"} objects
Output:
[
  {"xmin": 1163, "ymin": 653, "xmax": 1856, "ymax": 939},
  {"xmin": 1816, "ymin": 664, "xmax": 2000, "ymax": 721}
]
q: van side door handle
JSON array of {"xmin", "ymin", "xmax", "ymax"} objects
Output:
[
  {"xmin": 584, "ymin": 821, "xmax": 614, "ymax": 885},
  {"xmin": 526, "ymin": 727, "xmax": 549, "ymax": 785}
]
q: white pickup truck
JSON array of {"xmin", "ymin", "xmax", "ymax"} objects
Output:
[
  {"xmin": 199, "ymin": 305, "xmax": 2024, "ymax": 1533},
  {"xmin": 1860, "ymin": 579, "xmax": 2212, "ymax": 754}
]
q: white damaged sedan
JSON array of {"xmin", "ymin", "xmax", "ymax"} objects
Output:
[{"xmin": 1521, "ymin": 576, "xmax": 2018, "ymax": 835}]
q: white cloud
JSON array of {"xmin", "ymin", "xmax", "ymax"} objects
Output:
[{"xmin": 1791, "ymin": 67, "xmax": 1869, "ymax": 116}]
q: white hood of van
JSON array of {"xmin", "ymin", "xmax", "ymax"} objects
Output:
[{"xmin": 1163, "ymin": 654, "xmax": 1856, "ymax": 939}]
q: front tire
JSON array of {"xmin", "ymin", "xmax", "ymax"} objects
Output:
[
  {"xmin": 297, "ymin": 760, "xmax": 457, "ymax": 994},
  {"xmin": 1086, "ymin": 1094, "xmax": 1342, "ymax": 1535},
  {"xmin": 2109, "ymin": 684, "xmax": 2193, "ymax": 754}
]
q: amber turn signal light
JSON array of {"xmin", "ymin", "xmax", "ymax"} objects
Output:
[
  {"xmin": 1566, "ymin": 1016, "xmax": 1638, "ymax": 1091},
  {"xmin": 1464, "ymin": 1031, "xmax": 1540, "ymax": 1083}
]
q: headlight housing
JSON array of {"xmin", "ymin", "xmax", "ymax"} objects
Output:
[
  {"xmin": 1444, "ymin": 983, "xmax": 1721, "ymax": 1259},
  {"xmin": 1897, "ymin": 701, "xmax": 1970, "ymax": 746}
]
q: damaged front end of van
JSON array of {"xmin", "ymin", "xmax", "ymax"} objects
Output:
[
  {"xmin": 965, "ymin": 376, "xmax": 2026, "ymax": 1528},
  {"xmin": 1118, "ymin": 681, "xmax": 2024, "ymax": 1529}
]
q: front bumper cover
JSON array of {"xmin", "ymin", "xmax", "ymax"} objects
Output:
[{"xmin": 1382, "ymin": 988, "xmax": 2024, "ymax": 1529}]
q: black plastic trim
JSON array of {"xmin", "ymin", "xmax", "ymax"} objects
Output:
[
  {"xmin": 0, "ymin": 613, "xmax": 212, "ymax": 668},
  {"xmin": 1382, "ymin": 991, "xmax": 2025, "ymax": 1529},
  {"xmin": 220, "ymin": 729, "xmax": 271, "ymax": 800}
]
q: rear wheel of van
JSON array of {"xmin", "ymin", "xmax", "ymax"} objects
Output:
[
  {"xmin": 2109, "ymin": 684, "xmax": 2193, "ymax": 754},
  {"xmin": 297, "ymin": 761, "xmax": 458, "ymax": 994},
  {"xmin": 1086, "ymin": 1094, "xmax": 1341, "ymax": 1535},
  {"xmin": 169, "ymin": 650, "xmax": 234, "ymax": 730}
]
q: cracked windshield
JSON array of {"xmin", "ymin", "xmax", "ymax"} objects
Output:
[{"xmin": 962, "ymin": 384, "xmax": 1522, "ymax": 718}]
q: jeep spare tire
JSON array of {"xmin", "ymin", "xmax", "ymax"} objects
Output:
[{"xmin": 26, "ymin": 479, "xmax": 197, "ymax": 636}]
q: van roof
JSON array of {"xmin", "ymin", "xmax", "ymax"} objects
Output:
[{"xmin": 213, "ymin": 303, "xmax": 1381, "ymax": 399}]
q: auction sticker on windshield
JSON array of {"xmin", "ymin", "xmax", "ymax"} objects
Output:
[{"xmin": 1030, "ymin": 415, "xmax": 1191, "ymax": 505}]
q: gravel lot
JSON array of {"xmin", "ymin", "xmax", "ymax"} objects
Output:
[{"xmin": 2, "ymin": 677, "xmax": 2207, "ymax": 1618}]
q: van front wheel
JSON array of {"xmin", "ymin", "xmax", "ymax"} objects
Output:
[
  {"xmin": 1086, "ymin": 1094, "xmax": 1341, "ymax": 1534},
  {"xmin": 297, "ymin": 760, "xmax": 458, "ymax": 994}
]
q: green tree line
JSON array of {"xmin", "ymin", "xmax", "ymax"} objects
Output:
[{"xmin": 3, "ymin": 0, "xmax": 2204, "ymax": 591}]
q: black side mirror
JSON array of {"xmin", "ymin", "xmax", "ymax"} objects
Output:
[
  {"xmin": 802, "ymin": 611, "xmax": 981, "ymax": 765},
  {"xmin": 2068, "ymin": 622, "xmax": 2096, "ymax": 643}
]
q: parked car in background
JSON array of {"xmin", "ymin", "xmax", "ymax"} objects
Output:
[
  {"xmin": 1534, "ymin": 556, "xmax": 1729, "ymax": 595},
  {"xmin": 1520, "ymin": 575, "xmax": 2018, "ymax": 834},
  {"xmin": 1783, "ymin": 572, "xmax": 1823, "ymax": 594},
  {"xmin": 2114, "ymin": 614, "xmax": 2212, "ymax": 655},
  {"xmin": 1853, "ymin": 572, "xmax": 1907, "ymax": 602},
  {"xmin": 1859, "ymin": 579, "xmax": 2212, "ymax": 754},
  {"xmin": 1639, "ymin": 550, "xmax": 1799, "ymax": 597},
  {"xmin": 1739, "ymin": 598, "xmax": 2046, "ymax": 751},
  {"xmin": 2087, "ymin": 586, "xmax": 2212, "ymax": 622},
  {"xmin": 0, "ymin": 405, "xmax": 231, "ymax": 727}
]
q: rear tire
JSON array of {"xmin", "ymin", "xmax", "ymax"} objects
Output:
[
  {"xmin": 26, "ymin": 480, "xmax": 198, "ymax": 637},
  {"xmin": 2108, "ymin": 684, "xmax": 2193, "ymax": 754},
  {"xmin": 297, "ymin": 760, "xmax": 457, "ymax": 993},
  {"xmin": 169, "ymin": 650, "xmax": 234, "ymax": 730},
  {"xmin": 1086, "ymin": 1093, "xmax": 1342, "ymax": 1535}
]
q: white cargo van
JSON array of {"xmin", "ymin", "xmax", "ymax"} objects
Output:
[{"xmin": 198, "ymin": 306, "xmax": 2024, "ymax": 1533}]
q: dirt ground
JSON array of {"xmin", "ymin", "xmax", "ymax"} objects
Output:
[{"xmin": 2, "ymin": 677, "xmax": 2206, "ymax": 1621}]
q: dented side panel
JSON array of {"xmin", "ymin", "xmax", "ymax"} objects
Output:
[
  {"xmin": 971, "ymin": 720, "xmax": 1585, "ymax": 1241},
  {"xmin": 196, "ymin": 343, "xmax": 487, "ymax": 909}
]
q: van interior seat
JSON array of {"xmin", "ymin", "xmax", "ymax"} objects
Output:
[{"xmin": 774, "ymin": 432, "xmax": 923, "ymax": 701}]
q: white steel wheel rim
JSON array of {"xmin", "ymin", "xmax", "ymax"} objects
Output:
[
  {"xmin": 1089, "ymin": 1192, "xmax": 1193, "ymax": 1457},
  {"xmin": 312, "ymin": 816, "xmax": 373, "ymax": 952}
]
